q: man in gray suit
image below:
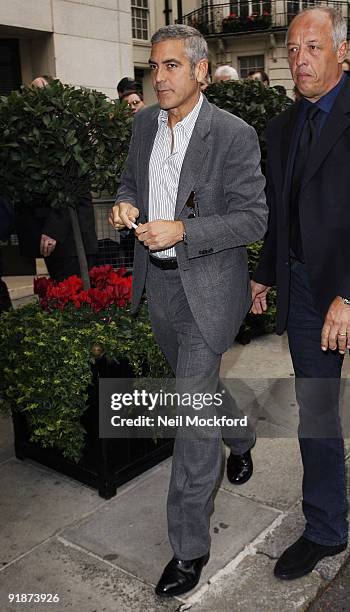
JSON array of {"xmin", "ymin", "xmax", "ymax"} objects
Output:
[{"xmin": 110, "ymin": 25, "xmax": 267, "ymax": 597}]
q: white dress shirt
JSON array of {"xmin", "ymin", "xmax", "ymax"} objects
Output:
[{"xmin": 148, "ymin": 93, "xmax": 203, "ymax": 258}]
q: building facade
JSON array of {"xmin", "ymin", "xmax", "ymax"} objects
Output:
[
  {"xmin": 1, "ymin": 2, "xmax": 349, "ymax": 104},
  {"xmin": 0, "ymin": 0, "xmax": 134, "ymax": 100},
  {"xmin": 181, "ymin": 0, "xmax": 350, "ymax": 95}
]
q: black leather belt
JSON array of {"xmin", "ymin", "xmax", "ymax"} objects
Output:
[{"xmin": 149, "ymin": 255, "xmax": 178, "ymax": 270}]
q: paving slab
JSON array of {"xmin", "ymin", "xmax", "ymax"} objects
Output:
[
  {"xmin": 221, "ymin": 334, "xmax": 294, "ymax": 379},
  {"xmin": 256, "ymin": 503, "xmax": 350, "ymax": 583},
  {"xmin": 256, "ymin": 504, "xmax": 306, "ymax": 560},
  {"xmin": 309, "ymin": 554, "xmax": 350, "ymax": 611},
  {"xmin": 61, "ymin": 462, "xmax": 279, "ymax": 594},
  {"xmin": 222, "ymin": 435, "xmax": 303, "ymax": 511},
  {"xmin": 188, "ymin": 553, "xmax": 323, "ymax": 612},
  {"xmin": 0, "ymin": 537, "xmax": 178, "ymax": 612},
  {"xmin": 0, "ymin": 459, "xmax": 105, "ymax": 565}
]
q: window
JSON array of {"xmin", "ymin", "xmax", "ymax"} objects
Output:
[
  {"xmin": 0, "ymin": 39, "xmax": 21, "ymax": 96},
  {"xmin": 132, "ymin": 0, "xmax": 149, "ymax": 41},
  {"xmin": 230, "ymin": 0, "xmax": 271, "ymax": 18},
  {"xmin": 239, "ymin": 55, "xmax": 264, "ymax": 78}
]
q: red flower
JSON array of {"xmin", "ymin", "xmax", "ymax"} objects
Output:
[
  {"xmin": 34, "ymin": 265, "xmax": 132, "ymax": 313},
  {"xmin": 89, "ymin": 264, "xmax": 115, "ymax": 289},
  {"xmin": 34, "ymin": 276, "xmax": 54, "ymax": 298}
]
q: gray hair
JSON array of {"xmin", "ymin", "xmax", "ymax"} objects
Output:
[
  {"xmin": 287, "ymin": 7, "xmax": 347, "ymax": 50},
  {"xmin": 214, "ymin": 65, "xmax": 239, "ymax": 81},
  {"xmin": 151, "ymin": 25, "xmax": 208, "ymax": 77}
]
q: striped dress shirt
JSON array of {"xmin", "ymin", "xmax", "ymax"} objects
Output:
[{"xmin": 148, "ymin": 93, "xmax": 203, "ymax": 259}]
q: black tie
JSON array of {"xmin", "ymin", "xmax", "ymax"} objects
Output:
[{"xmin": 290, "ymin": 105, "xmax": 319, "ymax": 262}]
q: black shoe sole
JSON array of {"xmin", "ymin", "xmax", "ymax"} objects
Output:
[
  {"xmin": 274, "ymin": 545, "xmax": 347, "ymax": 580},
  {"xmin": 155, "ymin": 553, "xmax": 210, "ymax": 598}
]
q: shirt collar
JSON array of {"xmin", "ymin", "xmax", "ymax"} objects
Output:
[
  {"xmin": 301, "ymin": 72, "xmax": 346, "ymax": 115},
  {"xmin": 158, "ymin": 93, "xmax": 204, "ymax": 136}
]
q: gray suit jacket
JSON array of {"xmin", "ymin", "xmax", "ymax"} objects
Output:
[{"xmin": 116, "ymin": 96, "xmax": 268, "ymax": 354}]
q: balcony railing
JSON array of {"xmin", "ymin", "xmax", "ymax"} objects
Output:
[{"xmin": 182, "ymin": 1, "xmax": 350, "ymax": 36}]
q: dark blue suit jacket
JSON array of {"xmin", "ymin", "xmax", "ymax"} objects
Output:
[
  {"xmin": 254, "ymin": 76, "xmax": 350, "ymax": 333},
  {"xmin": 0, "ymin": 196, "xmax": 14, "ymax": 241}
]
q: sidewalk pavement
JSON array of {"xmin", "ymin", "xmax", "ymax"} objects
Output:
[{"xmin": 1, "ymin": 286, "xmax": 350, "ymax": 611}]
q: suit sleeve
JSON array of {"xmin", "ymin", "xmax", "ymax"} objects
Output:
[
  {"xmin": 182, "ymin": 123, "xmax": 268, "ymax": 257},
  {"xmin": 42, "ymin": 208, "xmax": 71, "ymax": 243},
  {"xmin": 252, "ymin": 123, "xmax": 278, "ymax": 286}
]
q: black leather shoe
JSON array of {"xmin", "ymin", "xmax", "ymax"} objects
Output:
[
  {"xmin": 155, "ymin": 552, "xmax": 209, "ymax": 597},
  {"xmin": 274, "ymin": 536, "xmax": 347, "ymax": 580},
  {"xmin": 227, "ymin": 448, "xmax": 253, "ymax": 485}
]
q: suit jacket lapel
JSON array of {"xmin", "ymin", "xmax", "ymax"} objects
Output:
[
  {"xmin": 139, "ymin": 106, "xmax": 159, "ymax": 219},
  {"xmin": 280, "ymin": 102, "xmax": 300, "ymax": 224},
  {"xmin": 174, "ymin": 97, "xmax": 212, "ymax": 219},
  {"xmin": 301, "ymin": 92, "xmax": 350, "ymax": 190}
]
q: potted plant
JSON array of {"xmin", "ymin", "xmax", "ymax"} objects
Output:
[
  {"xmin": 222, "ymin": 12, "xmax": 241, "ymax": 33},
  {"xmin": 0, "ymin": 81, "xmax": 132, "ymax": 287},
  {"xmin": 0, "ymin": 265, "xmax": 173, "ymax": 498}
]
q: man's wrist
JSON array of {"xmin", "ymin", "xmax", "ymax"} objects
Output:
[{"xmin": 175, "ymin": 220, "xmax": 186, "ymax": 243}]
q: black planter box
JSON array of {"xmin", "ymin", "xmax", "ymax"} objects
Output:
[{"xmin": 12, "ymin": 356, "xmax": 173, "ymax": 499}]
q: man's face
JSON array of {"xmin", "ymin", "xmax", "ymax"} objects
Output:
[
  {"xmin": 149, "ymin": 39, "xmax": 207, "ymax": 112},
  {"xmin": 126, "ymin": 93, "xmax": 145, "ymax": 114},
  {"xmin": 287, "ymin": 10, "xmax": 347, "ymax": 101}
]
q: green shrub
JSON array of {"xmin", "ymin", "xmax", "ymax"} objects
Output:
[
  {"xmin": 205, "ymin": 79, "xmax": 292, "ymax": 163},
  {"xmin": 0, "ymin": 80, "xmax": 132, "ymax": 209},
  {"xmin": 0, "ymin": 301, "xmax": 170, "ymax": 461}
]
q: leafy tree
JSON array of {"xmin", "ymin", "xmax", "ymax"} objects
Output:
[
  {"xmin": 0, "ymin": 81, "xmax": 133, "ymax": 287},
  {"xmin": 205, "ymin": 79, "xmax": 293, "ymax": 165}
]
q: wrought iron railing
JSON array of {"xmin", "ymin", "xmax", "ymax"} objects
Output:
[
  {"xmin": 93, "ymin": 198, "xmax": 134, "ymax": 271},
  {"xmin": 182, "ymin": 1, "xmax": 350, "ymax": 36}
]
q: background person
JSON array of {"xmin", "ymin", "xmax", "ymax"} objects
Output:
[
  {"xmin": 122, "ymin": 91, "xmax": 145, "ymax": 114},
  {"xmin": 214, "ymin": 65, "xmax": 239, "ymax": 82},
  {"xmin": 117, "ymin": 77, "xmax": 137, "ymax": 100},
  {"xmin": 251, "ymin": 7, "xmax": 350, "ymax": 580},
  {"xmin": 248, "ymin": 69, "xmax": 270, "ymax": 86},
  {"xmin": 0, "ymin": 195, "xmax": 13, "ymax": 313}
]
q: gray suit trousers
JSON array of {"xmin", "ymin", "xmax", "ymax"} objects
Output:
[{"xmin": 146, "ymin": 262, "xmax": 255, "ymax": 559}]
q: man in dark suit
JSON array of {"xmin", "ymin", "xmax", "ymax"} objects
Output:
[
  {"xmin": 0, "ymin": 195, "xmax": 13, "ymax": 313},
  {"xmin": 15, "ymin": 195, "xmax": 98, "ymax": 282},
  {"xmin": 252, "ymin": 7, "xmax": 349, "ymax": 579},
  {"xmin": 110, "ymin": 25, "xmax": 267, "ymax": 597}
]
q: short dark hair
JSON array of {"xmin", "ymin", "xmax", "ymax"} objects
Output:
[
  {"xmin": 120, "ymin": 89, "xmax": 143, "ymax": 102},
  {"xmin": 117, "ymin": 77, "xmax": 137, "ymax": 96},
  {"xmin": 151, "ymin": 25, "xmax": 208, "ymax": 78},
  {"xmin": 248, "ymin": 70, "xmax": 270, "ymax": 86}
]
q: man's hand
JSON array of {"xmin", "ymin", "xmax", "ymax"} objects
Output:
[
  {"xmin": 40, "ymin": 234, "xmax": 57, "ymax": 257},
  {"xmin": 108, "ymin": 202, "xmax": 139, "ymax": 230},
  {"xmin": 135, "ymin": 220, "xmax": 184, "ymax": 251},
  {"xmin": 250, "ymin": 280, "xmax": 270, "ymax": 314},
  {"xmin": 321, "ymin": 296, "xmax": 350, "ymax": 354}
]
